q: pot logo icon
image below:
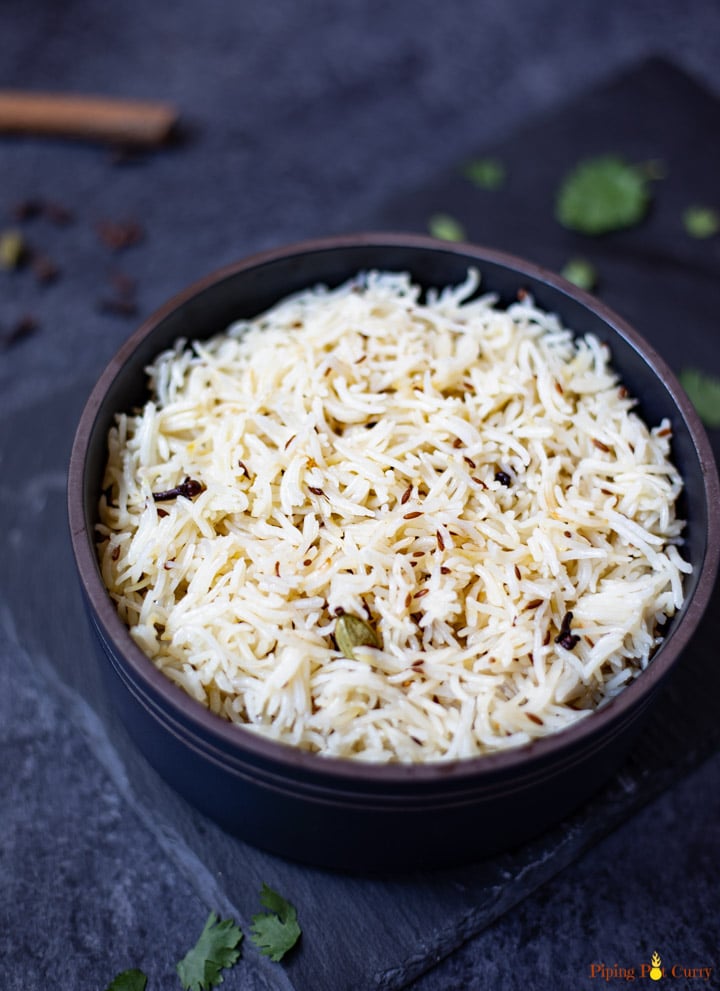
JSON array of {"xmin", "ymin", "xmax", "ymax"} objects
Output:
[{"xmin": 649, "ymin": 952, "xmax": 663, "ymax": 981}]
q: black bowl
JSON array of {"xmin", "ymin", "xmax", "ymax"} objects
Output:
[{"xmin": 68, "ymin": 233, "xmax": 719, "ymax": 871}]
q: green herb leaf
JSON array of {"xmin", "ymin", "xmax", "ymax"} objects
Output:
[
  {"xmin": 176, "ymin": 912, "xmax": 243, "ymax": 991},
  {"xmin": 462, "ymin": 157, "xmax": 505, "ymax": 190},
  {"xmin": 556, "ymin": 155, "xmax": 652, "ymax": 234},
  {"xmin": 250, "ymin": 883, "xmax": 301, "ymax": 962},
  {"xmin": 679, "ymin": 368, "xmax": 720, "ymax": 428},
  {"xmin": 683, "ymin": 206, "xmax": 719, "ymax": 239},
  {"xmin": 335, "ymin": 613, "xmax": 380, "ymax": 660},
  {"xmin": 560, "ymin": 257, "xmax": 598, "ymax": 291},
  {"xmin": 428, "ymin": 213, "xmax": 466, "ymax": 242},
  {"xmin": 105, "ymin": 970, "xmax": 148, "ymax": 991}
]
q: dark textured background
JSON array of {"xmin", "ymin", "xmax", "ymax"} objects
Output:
[{"xmin": 2, "ymin": 3, "xmax": 720, "ymax": 989}]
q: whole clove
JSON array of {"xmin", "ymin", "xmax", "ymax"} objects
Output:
[
  {"xmin": 152, "ymin": 476, "xmax": 205, "ymax": 502},
  {"xmin": 554, "ymin": 610, "xmax": 581, "ymax": 650}
]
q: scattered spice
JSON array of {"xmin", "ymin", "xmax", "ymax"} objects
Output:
[
  {"xmin": 400, "ymin": 485, "xmax": 413, "ymax": 505},
  {"xmin": 97, "ymin": 296, "xmax": 139, "ymax": 317},
  {"xmin": 1, "ymin": 314, "xmax": 40, "ymax": 348},
  {"xmin": 452, "ymin": 437, "xmax": 463, "ymax": 449},
  {"xmin": 0, "ymin": 229, "xmax": 29, "ymax": 269},
  {"xmin": 413, "ymin": 588, "xmax": 429, "ymax": 599},
  {"xmin": 334, "ymin": 613, "xmax": 380, "ymax": 660},
  {"xmin": 31, "ymin": 252, "xmax": 60, "ymax": 284},
  {"xmin": 303, "ymin": 559, "xmax": 312, "ymax": 567},
  {"xmin": 436, "ymin": 530, "xmax": 445, "ymax": 552},
  {"xmin": 555, "ymin": 611, "xmax": 581, "ymax": 651},
  {"xmin": 10, "ymin": 198, "xmax": 43, "ymax": 221},
  {"xmin": 11, "ymin": 197, "xmax": 74, "ymax": 225},
  {"xmin": 525, "ymin": 598, "xmax": 544, "ymax": 610},
  {"xmin": 238, "ymin": 460, "xmax": 249, "ymax": 477},
  {"xmin": 96, "ymin": 218, "xmax": 144, "ymax": 251},
  {"xmin": 514, "ymin": 564, "xmax": 521, "ymax": 581},
  {"xmin": 526, "ymin": 713, "xmax": 544, "ymax": 726},
  {"xmin": 495, "ymin": 470, "xmax": 512, "ymax": 487},
  {"xmin": 111, "ymin": 545, "xmax": 121, "ymax": 561},
  {"xmin": 152, "ymin": 476, "xmax": 205, "ymax": 502},
  {"xmin": 592, "ymin": 438, "xmax": 611, "ymax": 452},
  {"xmin": 43, "ymin": 200, "xmax": 75, "ymax": 226},
  {"xmin": 308, "ymin": 486, "xmax": 325, "ymax": 496},
  {"xmin": 403, "ymin": 511, "xmax": 423, "ymax": 520},
  {"xmin": 97, "ymin": 268, "xmax": 138, "ymax": 317},
  {"xmin": 157, "ymin": 508, "xmax": 169, "ymax": 518},
  {"xmin": 463, "ymin": 456, "xmax": 476, "ymax": 469}
]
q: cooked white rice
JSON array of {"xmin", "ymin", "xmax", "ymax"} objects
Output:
[{"xmin": 97, "ymin": 269, "xmax": 690, "ymax": 763}]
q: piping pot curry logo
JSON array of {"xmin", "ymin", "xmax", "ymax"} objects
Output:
[{"xmin": 589, "ymin": 950, "xmax": 714, "ymax": 982}]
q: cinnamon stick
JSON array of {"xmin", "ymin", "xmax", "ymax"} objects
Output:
[{"xmin": 0, "ymin": 91, "xmax": 178, "ymax": 146}]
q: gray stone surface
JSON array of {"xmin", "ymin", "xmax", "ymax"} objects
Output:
[{"xmin": 2, "ymin": 2, "xmax": 720, "ymax": 989}]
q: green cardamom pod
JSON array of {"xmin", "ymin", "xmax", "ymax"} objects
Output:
[{"xmin": 334, "ymin": 613, "xmax": 380, "ymax": 660}]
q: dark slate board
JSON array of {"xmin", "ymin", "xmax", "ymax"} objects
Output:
[{"xmin": 3, "ymin": 58, "xmax": 719, "ymax": 991}]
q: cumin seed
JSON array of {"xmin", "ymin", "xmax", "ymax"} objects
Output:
[
  {"xmin": 403, "ymin": 511, "xmax": 422, "ymax": 519},
  {"xmin": 401, "ymin": 485, "xmax": 413, "ymax": 505},
  {"xmin": 592, "ymin": 438, "xmax": 610, "ymax": 452}
]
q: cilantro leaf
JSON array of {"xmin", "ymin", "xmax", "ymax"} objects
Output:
[
  {"xmin": 250, "ymin": 883, "xmax": 301, "ymax": 962},
  {"xmin": 105, "ymin": 970, "xmax": 148, "ymax": 991},
  {"xmin": 683, "ymin": 206, "xmax": 719, "ymax": 239},
  {"xmin": 561, "ymin": 257, "xmax": 598, "ymax": 291},
  {"xmin": 428, "ymin": 213, "xmax": 466, "ymax": 242},
  {"xmin": 556, "ymin": 155, "xmax": 652, "ymax": 234},
  {"xmin": 679, "ymin": 368, "xmax": 720, "ymax": 428},
  {"xmin": 462, "ymin": 157, "xmax": 505, "ymax": 190},
  {"xmin": 176, "ymin": 912, "xmax": 243, "ymax": 991}
]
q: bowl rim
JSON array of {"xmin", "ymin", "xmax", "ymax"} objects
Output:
[{"xmin": 67, "ymin": 230, "xmax": 720, "ymax": 786}]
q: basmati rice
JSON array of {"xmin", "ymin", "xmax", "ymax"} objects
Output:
[{"xmin": 97, "ymin": 270, "xmax": 690, "ymax": 762}]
